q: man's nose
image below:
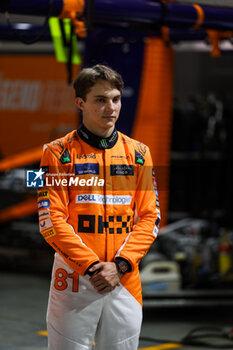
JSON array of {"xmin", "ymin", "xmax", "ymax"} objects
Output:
[{"xmin": 106, "ymin": 101, "xmax": 114, "ymax": 113}]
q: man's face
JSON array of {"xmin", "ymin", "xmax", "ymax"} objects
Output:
[{"xmin": 76, "ymin": 79, "xmax": 122, "ymax": 137}]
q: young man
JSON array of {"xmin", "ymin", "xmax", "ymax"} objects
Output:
[{"xmin": 38, "ymin": 64, "xmax": 160, "ymax": 350}]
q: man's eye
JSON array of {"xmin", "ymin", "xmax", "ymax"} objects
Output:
[
  {"xmin": 97, "ymin": 98, "xmax": 105, "ymax": 103},
  {"xmin": 113, "ymin": 97, "xmax": 120, "ymax": 103}
]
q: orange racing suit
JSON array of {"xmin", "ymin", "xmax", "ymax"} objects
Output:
[{"xmin": 38, "ymin": 124, "xmax": 160, "ymax": 306}]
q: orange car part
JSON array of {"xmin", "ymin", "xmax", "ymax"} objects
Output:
[
  {"xmin": 0, "ymin": 146, "xmax": 43, "ymax": 172},
  {"xmin": 0, "ymin": 198, "xmax": 37, "ymax": 223},
  {"xmin": 59, "ymin": 0, "xmax": 86, "ymax": 37},
  {"xmin": 207, "ymin": 30, "xmax": 233, "ymax": 57},
  {"xmin": 132, "ymin": 38, "xmax": 174, "ymax": 227},
  {"xmin": 191, "ymin": 4, "xmax": 205, "ymax": 30}
]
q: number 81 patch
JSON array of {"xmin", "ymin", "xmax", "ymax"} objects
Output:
[{"xmin": 54, "ymin": 268, "xmax": 79, "ymax": 292}]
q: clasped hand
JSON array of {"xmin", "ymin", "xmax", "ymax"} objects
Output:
[{"xmin": 89, "ymin": 262, "xmax": 122, "ymax": 294}]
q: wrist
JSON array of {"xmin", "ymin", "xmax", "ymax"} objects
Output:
[{"xmin": 114, "ymin": 259, "xmax": 130, "ymax": 275}]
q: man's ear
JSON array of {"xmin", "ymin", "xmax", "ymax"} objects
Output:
[{"xmin": 75, "ymin": 97, "xmax": 84, "ymax": 110}]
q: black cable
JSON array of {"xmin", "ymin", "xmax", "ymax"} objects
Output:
[
  {"xmin": 59, "ymin": 18, "xmax": 68, "ymax": 46},
  {"xmin": 5, "ymin": 0, "xmax": 54, "ymax": 45},
  {"xmin": 58, "ymin": 19, "xmax": 74, "ymax": 85},
  {"xmin": 87, "ymin": 0, "xmax": 95, "ymax": 34},
  {"xmin": 67, "ymin": 22, "xmax": 74, "ymax": 85}
]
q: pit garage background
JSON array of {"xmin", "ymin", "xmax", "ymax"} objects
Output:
[{"xmin": 0, "ymin": 1, "xmax": 233, "ymax": 349}]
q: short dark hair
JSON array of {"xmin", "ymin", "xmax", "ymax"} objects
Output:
[{"xmin": 73, "ymin": 64, "xmax": 124, "ymax": 100}]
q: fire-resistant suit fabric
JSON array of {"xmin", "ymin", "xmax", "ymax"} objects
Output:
[
  {"xmin": 47, "ymin": 253, "xmax": 143, "ymax": 350},
  {"xmin": 37, "ymin": 125, "xmax": 160, "ymax": 350}
]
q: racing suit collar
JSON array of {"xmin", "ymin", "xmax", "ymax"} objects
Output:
[{"xmin": 77, "ymin": 123, "xmax": 118, "ymax": 149}]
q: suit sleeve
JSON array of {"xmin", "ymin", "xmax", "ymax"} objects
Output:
[
  {"xmin": 37, "ymin": 145, "xmax": 99, "ymax": 275},
  {"xmin": 115, "ymin": 147, "xmax": 160, "ymax": 271}
]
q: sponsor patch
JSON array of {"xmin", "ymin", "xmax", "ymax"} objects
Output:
[
  {"xmin": 38, "ymin": 209, "xmax": 50, "ymax": 219},
  {"xmin": 135, "ymin": 150, "xmax": 145, "ymax": 165},
  {"xmin": 75, "ymin": 163, "xmax": 99, "ymax": 175},
  {"xmin": 76, "ymin": 153, "xmax": 96, "ymax": 159},
  {"xmin": 100, "ymin": 139, "xmax": 108, "ymax": 148},
  {"xmin": 155, "ymin": 217, "xmax": 161, "ymax": 227},
  {"xmin": 60, "ymin": 149, "xmax": 71, "ymax": 164},
  {"xmin": 41, "ymin": 227, "xmax": 56, "ymax": 239},
  {"xmin": 39, "ymin": 218, "xmax": 53, "ymax": 231},
  {"xmin": 136, "ymin": 142, "xmax": 147, "ymax": 156},
  {"xmin": 79, "ymin": 128, "xmax": 89, "ymax": 140},
  {"xmin": 111, "ymin": 155, "xmax": 130, "ymax": 159},
  {"xmin": 110, "ymin": 164, "xmax": 134, "ymax": 176},
  {"xmin": 78, "ymin": 214, "xmax": 132, "ymax": 234},
  {"xmin": 37, "ymin": 190, "xmax": 49, "ymax": 199},
  {"xmin": 38, "ymin": 199, "xmax": 50, "ymax": 210},
  {"xmin": 108, "ymin": 130, "xmax": 118, "ymax": 143},
  {"xmin": 76, "ymin": 194, "xmax": 132, "ymax": 205},
  {"xmin": 153, "ymin": 225, "xmax": 159, "ymax": 237},
  {"xmin": 52, "ymin": 139, "xmax": 64, "ymax": 153}
]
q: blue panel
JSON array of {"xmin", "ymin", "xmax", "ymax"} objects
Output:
[
  {"xmin": 85, "ymin": 0, "xmax": 162, "ymax": 24},
  {"xmin": 169, "ymin": 28, "xmax": 207, "ymax": 41},
  {"xmin": 165, "ymin": 2, "xmax": 233, "ymax": 31},
  {"xmin": 165, "ymin": 3, "xmax": 198, "ymax": 28},
  {"xmin": 202, "ymin": 5, "xmax": 233, "ymax": 30},
  {"xmin": 83, "ymin": 28, "xmax": 145, "ymax": 137},
  {"xmin": 75, "ymin": 163, "xmax": 99, "ymax": 175}
]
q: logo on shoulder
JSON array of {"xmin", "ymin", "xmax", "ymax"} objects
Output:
[
  {"xmin": 60, "ymin": 149, "xmax": 71, "ymax": 164},
  {"xmin": 26, "ymin": 169, "xmax": 45, "ymax": 188},
  {"xmin": 52, "ymin": 139, "xmax": 64, "ymax": 154},
  {"xmin": 136, "ymin": 142, "xmax": 147, "ymax": 157},
  {"xmin": 135, "ymin": 150, "xmax": 145, "ymax": 165}
]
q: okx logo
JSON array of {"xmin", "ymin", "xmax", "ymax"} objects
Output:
[{"xmin": 26, "ymin": 169, "xmax": 45, "ymax": 188}]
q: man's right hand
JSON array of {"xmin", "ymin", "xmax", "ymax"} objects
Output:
[{"xmin": 88, "ymin": 262, "xmax": 122, "ymax": 294}]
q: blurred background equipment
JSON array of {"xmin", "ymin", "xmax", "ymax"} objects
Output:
[{"xmin": 0, "ymin": 0, "xmax": 233, "ymax": 306}]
